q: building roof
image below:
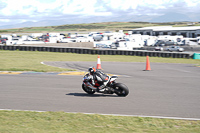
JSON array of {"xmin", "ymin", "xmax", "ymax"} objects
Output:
[{"xmin": 132, "ymin": 26, "xmax": 200, "ymax": 31}]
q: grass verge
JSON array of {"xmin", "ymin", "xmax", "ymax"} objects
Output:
[
  {"xmin": 0, "ymin": 50, "xmax": 200, "ymax": 72},
  {"xmin": 0, "ymin": 110, "xmax": 200, "ymax": 133}
]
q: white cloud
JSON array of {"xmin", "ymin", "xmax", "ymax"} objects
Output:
[
  {"xmin": 0, "ymin": 0, "xmax": 61, "ymax": 16},
  {"xmin": 0, "ymin": 19, "xmax": 10, "ymax": 22},
  {"xmin": 0, "ymin": 0, "xmax": 200, "ymax": 27},
  {"xmin": 1, "ymin": 0, "xmax": 200, "ymax": 16},
  {"xmin": 1, "ymin": 0, "xmax": 36, "ymax": 15},
  {"xmin": 0, "ymin": 0, "xmax": 112, "ymax": 16},
  {"xmin": 184, "ymin": 0, "xmax": 200, "ymax": 7}
]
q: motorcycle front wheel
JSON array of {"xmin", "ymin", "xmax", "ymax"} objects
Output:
[
  {"xmin": 113, "ymin": 83, "xmax": 129, "ymax": 97},
  {"xmin": 82, "ymin": 83, "xmax": 95, "ymax": 94}
]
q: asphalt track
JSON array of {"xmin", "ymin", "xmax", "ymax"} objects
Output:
[{"xmin": 0, "ymin": 61, "xmax": 200, "ymax": 120}]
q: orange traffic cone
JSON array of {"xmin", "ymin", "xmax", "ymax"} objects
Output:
[
  {"xmin": 96, "ymin": 55, "xmax": 102, "ymax": 70},
  {"xmin": 144, "ymin": 56, "xmax": 151, "ymax": 71}
]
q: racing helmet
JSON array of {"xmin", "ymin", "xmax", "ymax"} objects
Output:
[{"xmin": 88, "ymin": 66, "xmax": 96, "ymax": 74}]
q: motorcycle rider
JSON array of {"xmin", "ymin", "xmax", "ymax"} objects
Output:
[{"xmin": 85, "ymin": 66, "xmax": 110, "ymax": 92}]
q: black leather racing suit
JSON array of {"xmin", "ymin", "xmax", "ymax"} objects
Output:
[{"xmin": 86, "ymin": 70, "xmax": 110, "ymax": 91}]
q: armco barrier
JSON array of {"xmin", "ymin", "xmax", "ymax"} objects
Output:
[{"xmin": 0, "ymin": 45, "xmax": 191, "ymax": 59}]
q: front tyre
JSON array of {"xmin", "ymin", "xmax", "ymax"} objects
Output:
[
  {"xmin": 82, "ymin": 83, "xmax": 95, "ymax": 94},
  {"xmin": 113, "ymin": 83, "xmax": 129, "ymax": 97}
]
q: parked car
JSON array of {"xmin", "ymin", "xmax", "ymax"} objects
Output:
[
  {"xmin": 154, "ymin": 40, "xmax": 177, "ymax": 46},
  {"xmin": 165, "ymin": 46, "xmax": 184, "ymax": 52},
  {"xmin": 0, "ymin": 38, "xmax": 7, "ymax": 44},
  {"xmin": 155, "ymin": 46, "xmax": 163, "ymax": 51}
]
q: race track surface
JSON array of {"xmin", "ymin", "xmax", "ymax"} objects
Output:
[{"xmin": 0, "ymin": 61, "xmax": 200, "ymax": 119}]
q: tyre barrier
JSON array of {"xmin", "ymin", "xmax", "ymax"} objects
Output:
[
  {"xmin": 0, "ymin": 45, "xmax": 192, "ymax": 59},
  {"xmin": 142, "ymin": 46, "xmax": 200, "ymax": 52}
]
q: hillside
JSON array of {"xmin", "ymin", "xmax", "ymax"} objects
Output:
[{"xmin": 0, "ymin": 22, "xmax": 199, "ymax": 34}]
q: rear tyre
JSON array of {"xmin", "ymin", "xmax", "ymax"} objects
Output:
[
  {"xmin": 113, "ymin": 83, "xmax": 129, "ymax": 97},
  {"xmin": 82, "ymin": 83, "xmax": 95, "ymax": 94}
]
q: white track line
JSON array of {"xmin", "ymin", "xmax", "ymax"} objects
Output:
[
  {"xmin": 41, "ymin": 62, "xmax": 64, "ymax": 69},
  {"xmin": 0, "ymin": 109, "xmax": 200, "ymax": 121}
]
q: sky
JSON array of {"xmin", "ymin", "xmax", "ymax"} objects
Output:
[{"xmin": 0, "ymin": 0, "xmax": 200, "ymax": 27}]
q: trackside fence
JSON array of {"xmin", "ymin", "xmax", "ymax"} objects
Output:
[{"xmin": 0, "ymin": 45, "xmax": 192, "ymax": 59}]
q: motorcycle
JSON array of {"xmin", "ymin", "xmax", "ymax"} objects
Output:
[{"xmin": 82, "ymin": 73, "xmax": 129, "ymax": 97}]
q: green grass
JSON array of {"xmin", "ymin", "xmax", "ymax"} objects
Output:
[
  {"xmin": 0, "ymin": 50, "xmax": 200, "ymax": 72},
  {"xmin": 0, "ymin": 110, "xmax": 200, "ymax": 133},
  {"xmin": 0, "ymin": 30, "xmax": 8, "ymax": 33}
]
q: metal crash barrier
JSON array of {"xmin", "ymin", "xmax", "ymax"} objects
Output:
[{"xmin": 0, "ymin": 45, "xmax": 192, "ymax": 59}]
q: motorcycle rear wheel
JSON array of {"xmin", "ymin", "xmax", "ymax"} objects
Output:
[
  {"xmin": 82, "ymin": 83, "xmax": 95, "ymax": 94},
  {"xmin": 113, "ymin": 83, "xmax": 129, "ymax": 97}
]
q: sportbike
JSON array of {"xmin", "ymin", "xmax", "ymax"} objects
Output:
[{"xmin": 82, "ymin": 73, "xmax": 129, "ymax": 97}]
